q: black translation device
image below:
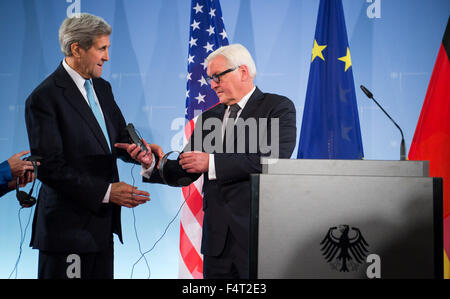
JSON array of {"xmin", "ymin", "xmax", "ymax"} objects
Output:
[
  {"xmin": 16, "ymin": 155, "xmax": 42, "ymax": 207},
  {"xmin": 126, "ymin": 123, "xmax": 148, "ymax": 153}
]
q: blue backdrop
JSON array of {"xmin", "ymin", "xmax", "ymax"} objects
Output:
[{"xmin": 0, "ymin": 0, "xmax": 448, "ymax": 278}]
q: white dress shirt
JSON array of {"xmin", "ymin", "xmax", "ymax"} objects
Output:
[{"xmin": 208, "ymin": 86, "xmax": 256, "ymax": 180}]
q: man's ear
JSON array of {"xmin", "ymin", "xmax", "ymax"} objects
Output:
[
  {"xmin": 239, "ymin": 65, "xmax": 251, "ymax": 82},
  {"xmin": 70, "ymin": 42, "xmax": 82, "ymax": 58}
]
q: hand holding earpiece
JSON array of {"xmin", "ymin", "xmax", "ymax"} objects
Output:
[{"xmin": 7, "ymin": 150, "xmax": 36, "ymax": 180}]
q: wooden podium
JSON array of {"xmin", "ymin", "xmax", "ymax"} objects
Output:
[{"xmin": 250, "ymin": 159, "xmax": 443, "ymax": 279}]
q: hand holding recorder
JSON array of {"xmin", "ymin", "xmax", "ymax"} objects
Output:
[{"xmin": 115, "ymin": 123, "xmax": 165, "ymax": 169}]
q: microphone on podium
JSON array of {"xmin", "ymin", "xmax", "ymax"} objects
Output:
[{"xmin": 360, "ymin": 85, "xmax": 406, "ymax": 160}]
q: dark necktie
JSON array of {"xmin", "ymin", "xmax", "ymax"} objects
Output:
[
  {"xmin": 228, "ymin": 103, "xmax": 241, "ymax": 120},
  {"xmin": 223, "ymin": 104, "xmax": 241, "ymax": 152}
]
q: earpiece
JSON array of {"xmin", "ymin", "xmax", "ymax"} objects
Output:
[
  {"xmin": 158, "ymin": 151, "xmax": 194, "ymax": 187},
  {"xmin": 16, "ymin": 186, "xmax": 36, "ymax": 207},
  {"xmin": 16, "ymin": 156, "xmax": 41, "ymax": 207}
]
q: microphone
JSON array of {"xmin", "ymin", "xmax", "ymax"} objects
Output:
[
  {"xmin": 360, "ymin": 85, "xmax": 373, "ymax": 99},
  {"xmin": 360, "ymin": 85, "xmax": 406, "ymax": 160}
]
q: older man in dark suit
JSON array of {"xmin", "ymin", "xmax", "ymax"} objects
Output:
[
  {"xmin": 25, "ymin": 13, "xmax": 154, "ymax": 279},
  {"xmin": 117, "ymin": 44, "xmax": 297, "ymax": 279}
]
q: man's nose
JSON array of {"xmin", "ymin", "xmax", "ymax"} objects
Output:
[{"xmin": 103, "ymin": 49, "xmax": 109, "ymax": 61}]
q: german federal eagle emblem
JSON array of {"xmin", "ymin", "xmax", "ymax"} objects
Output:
[{"xmin": 320, "ymin": 225, "xmax": 369, "ymax": 272}]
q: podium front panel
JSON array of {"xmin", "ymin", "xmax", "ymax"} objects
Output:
[{"xmin": 250, "ymin": 174, "xmax": 442, "ymax": 279}]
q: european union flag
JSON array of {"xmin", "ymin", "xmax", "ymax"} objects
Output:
[{"xmin": 297, "ymin": 0, "xmax": 364, "ymax": 159}]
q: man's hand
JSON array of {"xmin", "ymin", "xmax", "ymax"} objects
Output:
[
  {"xmin": 109, "ymin": 182, "xmax": 150, "ymax": 208},
  {"xmin": 7, "ymin": 150, "xmax": 36, "ymax": 179},
  {"xmin": 148, "ymin": 142, "xmax": 164, "ymax": 169},
  {"xmin": 115, "ymin": 139, "xmax": 164, "ymax": 169},
  {"xmin": 8, "ymin": 170, "xmax": 35, "ymax": 190},
  {"xmin": 179, "ymin": 152, "xmax": 209, "ymax": 173}
]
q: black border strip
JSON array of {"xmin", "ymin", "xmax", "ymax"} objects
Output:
[
  {"xmin": 442, "ymin": 17, "xmax": 449, "ymax": 60},
  {"xmin": 249, "ymin": 174, "xmax": 260, "ymax": 279},
  {"xmin": 433, "ymin": 177, "xmax": 444, "ymax": 279}
]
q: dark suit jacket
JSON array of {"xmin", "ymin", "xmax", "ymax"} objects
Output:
[
  {"xmin": 25, "ymin": 63, "xmax": 133, "ymax": 253},
  {"xmin": 146, "ymin": 87, "xmax": 297, "ymax": 257}
]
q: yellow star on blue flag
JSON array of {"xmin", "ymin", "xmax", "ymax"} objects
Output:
[
  {"xmin": 338, "ymin": 47, "xmax": 352, "ymax": 72},
  {"xmin": 312, "ymin": 40, "xmax": 327, "ymax": 62}
]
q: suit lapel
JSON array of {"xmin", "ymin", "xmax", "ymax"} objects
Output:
[
  {"xmin": 54, "ymin": 64, "xmax": 111, "ymax": 154},
  {"xmin": 238, "ymin": 87, "xmax": 264, "ymax": 120},
  {"xmin": 209, "ymin": 102, "xmax": 226, "ymax": 123}
]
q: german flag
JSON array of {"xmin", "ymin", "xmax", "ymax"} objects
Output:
[{"xmin": 408, "ymin": 17, "xmax": 450, "ymax": 278}]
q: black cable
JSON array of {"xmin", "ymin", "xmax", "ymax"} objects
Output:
[
  {"xmin": 128, "ymin": 127, "xmax": 192, "ymax": 279},
  {"xmin": 129, "ymin": 163, "xmax": 151, "ymax": 279},
  {"xmin": 8, "ymin": 181, "xmax": 39, "ymax": 279},
  {"xmin": 131, "ymin": 186, "xmax": 191, "ymax": 278}
]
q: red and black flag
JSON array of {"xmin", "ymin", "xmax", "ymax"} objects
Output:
[{"xmin": 408, "ymin": 17, "xmax": 450, "ymax": 278}]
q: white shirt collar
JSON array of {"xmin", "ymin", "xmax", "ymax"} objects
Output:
[
  {"xmin": 62, "ymin": 59, "xmax": 101, "ymax": 108},
  {"xmin": 230, "ymin": 86, "xmax": 256, "ymax": 112},
  {"xmin": 62, "ymin": 59, "xmax": 92, "ymax": 94}
]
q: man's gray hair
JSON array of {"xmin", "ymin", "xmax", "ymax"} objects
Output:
[
  {"xmin": 206, "ymin": 44, "xmax": 257, "ymax": 78},
  {"xmin": 59, "ymin": 13, "xmax": 112, "ymax": 57}
]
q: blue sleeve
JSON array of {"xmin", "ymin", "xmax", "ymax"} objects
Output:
[
  {"xmin": 0, "ymin": 160, "xmax": 13, "ymax": 186},
  {"xmin": 0, "ymin": 160, "xmax": 13, "ymax": 197}
]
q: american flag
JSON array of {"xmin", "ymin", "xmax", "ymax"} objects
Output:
[{"xmin": 179, "ymin": 0, "xmax": 229, "ymax": 279}]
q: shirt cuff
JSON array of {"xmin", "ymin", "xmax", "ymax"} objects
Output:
[
  {"xmin": 208, "ymin": 154, "xmax": 216, "ymax": 180},
  {"xmin": 140, "ymin": 153, "xmax": 156, "ymax": 179},
  {"xmin": 103, "ymin": 184, "xmax": 111, "ymax": 203}
]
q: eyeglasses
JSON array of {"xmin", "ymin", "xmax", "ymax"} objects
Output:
[{"xmin": 206, "ymin": 66, "xmax": 239, "ymax": 85}]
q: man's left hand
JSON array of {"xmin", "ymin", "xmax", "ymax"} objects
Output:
[{"xmin": 179, "ymin": 152, "xmax": 209, "ymax": 173}]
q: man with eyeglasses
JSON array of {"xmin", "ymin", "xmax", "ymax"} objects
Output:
[
  {"xmin": 118, "ymin": 44, "xmax": 297, "ymax": 278},
  {"xmin": 182, "ymin": 44, "xmax": 296, "ymax": 279}
]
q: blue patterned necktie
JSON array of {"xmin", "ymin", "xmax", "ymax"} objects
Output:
[{"xmin": 84, "ymin": 80, "xmax": 111, "ymax": 151}]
